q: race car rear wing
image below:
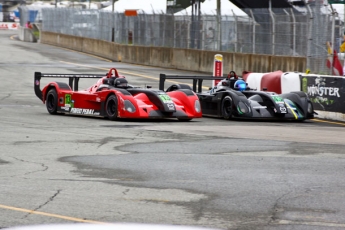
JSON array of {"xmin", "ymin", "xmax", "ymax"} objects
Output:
[
  {"xmin": 34, "ymin": 72, "xmax": 106, "ymax": 101},
  {"xmin": 159, "ymin": 74, "xmax": 225, "ymax": 93}
]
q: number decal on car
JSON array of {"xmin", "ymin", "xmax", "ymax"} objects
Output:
[
  {"xmin": 159, "ymin": 95, "xmax": 173, "ymax": 103},
  {"xmin": 272, "ymin": 95, "xmax": 284, "ymax": 104}
]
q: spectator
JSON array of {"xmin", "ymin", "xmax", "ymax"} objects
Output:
[
  {"xmin": 26, "ymin": 21, "xmax": 33, "ymax": 29},
  {"xmin": 340, "ymin": 34, "xmax": 345, "ymax": 75},
  {"xmin": 206, "ymin": 26, "xmax": 215, "ymax": 49}
]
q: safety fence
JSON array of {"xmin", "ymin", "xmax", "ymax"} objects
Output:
[{"xmin": 17, "ymin": 3, "xmax": 344, "ymax": 75}]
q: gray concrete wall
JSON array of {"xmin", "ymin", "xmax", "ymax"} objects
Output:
[
  {"xmin": 18, "ymin": 26, "xmax": 37, "ymax": 43},
  {"xmin": 41, "ymin": 32, "xmax": 306, "ymax": 75}
]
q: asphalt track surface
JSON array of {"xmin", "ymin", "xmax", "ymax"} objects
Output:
[{"xmin": 1, "ymin": 30, "xmax": 345, "ymax": 230}]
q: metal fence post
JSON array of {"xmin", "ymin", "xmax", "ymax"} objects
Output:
[
  {"xmin": 306, "ymin": 4, "xmax": 313, "ymax": 73},
  {"xmin": 269, "ymin": 7, "xmax": 275, "ymax": 55},
  {"xmin": 290, "ymin": 8, "xmax": 296, "ymax": 56},
  {"xmin": 249, "ymin": 10, "xmax": 256, "ymax": 54}
]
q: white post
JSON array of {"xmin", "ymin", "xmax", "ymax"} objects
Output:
[
  {"xmin": 212, "ymin": 54, "xmax": 223, "ymax": 87},
  {"xmin": 250, "ymin": 9, "xmax": 256, "ymax": 54}
]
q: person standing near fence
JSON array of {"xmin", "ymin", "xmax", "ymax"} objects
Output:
[
  {"xmin": 25, "ymin": 21, "xmax": 33, "ymax": 29},
  {"xmin": 206, "ymin": 26, "xmax": 215, "ymax": 49},
  {"xmin": 340, "ymin": 34, "xmax": 345, "ymax": 76}
]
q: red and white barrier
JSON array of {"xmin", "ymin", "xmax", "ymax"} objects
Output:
[
  {"xmin": 212, "ymin": 54, "xmax": 223, "ymax": 87},
  {"xmin": 242, "ymin": 71, "xmax": 301, "ymax": 94},
  {"xmin": 0, "ymin": 22, "xmax": 19, "ymax": 30}
]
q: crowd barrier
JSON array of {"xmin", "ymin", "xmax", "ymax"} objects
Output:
[{"xmin": 244, "ymin": 71, "xmax": 345, "ymax": 122}]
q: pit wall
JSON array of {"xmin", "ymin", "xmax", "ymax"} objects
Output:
[{"xmin": 40, "ymin": 31, "xmax": 306, "ymax": 74}]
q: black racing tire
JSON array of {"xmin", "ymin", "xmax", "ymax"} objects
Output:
[
  {"xmin": 221, "ymin": 96, "xmax": 233, "ymax": 120},
  {"xmin": 105, "ymin": 94, "xmax": 118, "ymax": 120},
  {"xmin": 178, "ymin": 118, "xmax": 192, "ymax": 122},
  {"xmin": 46, "ymin": 88, "xmax": 58, "ymax": 115}
]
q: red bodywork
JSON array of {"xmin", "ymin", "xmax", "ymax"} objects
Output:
[{"xmin": 36, "ymin": 68, "xmax": 202, "ymax": 120}]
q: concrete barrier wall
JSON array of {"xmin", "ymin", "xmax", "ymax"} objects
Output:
[
  {"xmin": 18, "ymin": 26, "xmax": 37, "ymax": 43},
  {"xmin": 41, "ymin": 32, "xmax": 306, "ymax": 74}
]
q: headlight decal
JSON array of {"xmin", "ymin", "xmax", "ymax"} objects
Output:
[
  {"xmin": 124, "ymin": 100, "xmax": 136, "ymax": 113},
  {"xmin": 237, "ymin": 101, "xmax": 249, "ymax": 114},
  {"xmin": 195, "ymin": 100, "xmax": 201, "ymax": 113}
]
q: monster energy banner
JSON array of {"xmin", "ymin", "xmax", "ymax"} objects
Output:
[{"xmin": 301, "ymin": 75, "xmax": 345, "ymax": 113}]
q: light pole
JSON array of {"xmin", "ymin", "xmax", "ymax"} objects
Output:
[
  {"xmin": 111, "ymin": 0, "xmax": 115, "ymax": 42},
  {"xmin": 217, "ymin": 0, "xmax": 221, "ymax": 50}
]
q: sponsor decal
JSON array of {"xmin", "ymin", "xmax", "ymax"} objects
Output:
[
  {"xmin": 271, "ymin": 95, "xmax": 284, "ymax": 104},
  {"xmin": 70, "ymin": 108, "xmax": 96, "ymax": 115},
  {"xmin": 35, "ymin": 80, "xmax": 40, "ymax": 86},
  {"xmin": 253, "ymin": 106, "xmax": 267, "ymax": 109},
  {"xmin": 167, "ymin": 103, "xmax": 175, "ymax": 110},
  {"xmin": 96, "ymin": 97, "xmax": 101, "ymax": 102},
  {"xmin": 61, "ymin": 106, "xmax": 70, "ymax": 111},
  {"xmin": 65, "ymin": 94, "xmax": 74, "ymax": 108},
  {"xmin": 280, "ymin": 107, "xmax": 287, "ymax": 113}
]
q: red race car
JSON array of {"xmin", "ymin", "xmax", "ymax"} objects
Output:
[{"xmin": 34, "ymin": 68, "xmax": 202, "ymax": 121}]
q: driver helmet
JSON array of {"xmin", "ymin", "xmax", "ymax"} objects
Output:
[
  {"xmin": 114, "ymin": 78, "xmax": 128, "ymax": 88},
  {"xmin": 234, "ymin": 80, "xmax": 247, "ymax": 91}
]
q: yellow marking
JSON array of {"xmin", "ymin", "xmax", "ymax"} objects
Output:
[
  {"xmin": 284, "ymin": 102, "xmax": 298, "ymax": 119},
  {"xmin": 312, "ymin": 118, "xmax": 345, "ymax": 126},
  {"xmin": 60, "ymin": 61, "xmax": 210, "ymax": 89},
  {"xmin": 0, "ymin": 204, "xmax": 107, "ymax": 224}
]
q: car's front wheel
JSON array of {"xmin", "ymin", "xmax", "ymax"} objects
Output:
[
  {"xmin": 105, "ymin": 94, "xmax": 118, "ymax": 120},
  {"xmin": 221, "ymin": 96, "xmax": 233, "ymax": 120},
  {"xmin": 46, "ymin": 88, "xmax": 58, "ymax": 114}
]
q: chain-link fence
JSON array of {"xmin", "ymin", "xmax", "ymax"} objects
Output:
[{"xmin": 18, "ymin": 4, "xmax": 344, "ymax": 75}]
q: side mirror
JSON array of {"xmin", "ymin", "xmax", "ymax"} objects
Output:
[{"xmin": 262, "ymin": 87, "xmax": 267, "ymax": 91}]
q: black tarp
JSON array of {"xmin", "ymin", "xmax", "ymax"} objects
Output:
[{"xmin": 230, "ymin": 0, "xmax": 293, "ymax": 9}]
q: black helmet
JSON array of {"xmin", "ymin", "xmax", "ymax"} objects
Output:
[{"xmin": 114, "ymin": 78, "xmax": 128, "ymax": 88}]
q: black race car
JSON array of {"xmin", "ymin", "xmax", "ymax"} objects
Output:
[{"xmin": 159, "ymin": 71, "xmax": 316, "ymax": 121}]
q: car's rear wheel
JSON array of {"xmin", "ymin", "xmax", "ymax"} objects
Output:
[
  {"xmin": 46, "ymin": 88, "xmax": 58, "ymax": 114},
  {"xmin": 221, "ymin": 96, "xmax": 233, "ymax": 120},
  {"xmin": 105, "ymin": 94, "xmax": 118, "ymax": 120}
]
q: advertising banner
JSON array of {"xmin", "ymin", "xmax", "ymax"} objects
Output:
[
  {"xmin": 212, "ymin": 54, "xmax": 223, "ymax": 87},
  {"xmin": 0, "ymin": 22, "xmax": 19, "ymax": 30},
  {"xmin": 301, "ymin": 75, "xmax": 345, "ymax": 113}
]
